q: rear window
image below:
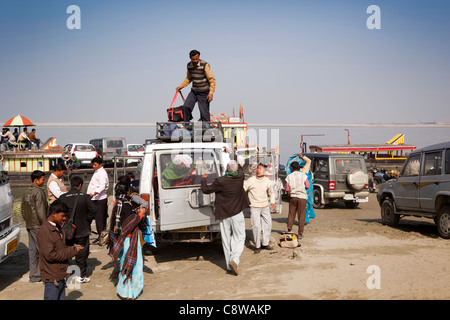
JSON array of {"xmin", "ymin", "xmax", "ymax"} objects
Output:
[
  {"xmin": 128, "ymin": 145, "xmax": 144, "ymax": 152},
  {"xmin": 334, "ymin": 159, "xmax": 362, "ymax": 174},
  {"xmin": 74, "ymin": 145, "xmax": 95, "ymax": 152},
  {"xmin": 107, "ymin": 140, "xmax": 124, "ymax": 148},
  {"xmin": 160, "ymin": 151, "xmax": 218, "ymax": 188}
]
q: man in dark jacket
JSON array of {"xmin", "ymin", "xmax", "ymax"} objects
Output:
[
  {"xmin": 201, "ymin": 160, "xmax": 249, "ymax": 276},
  {"xmin": 36, "ymin": 200, "xmax": 83, "ymax": 300},
  {"xmin": 21, "ymin": 170, "xmax": 48, "ymax": 283},
  {"xmin": 59, "ymin": 176, "xmax": 97, "ymax": 283}
]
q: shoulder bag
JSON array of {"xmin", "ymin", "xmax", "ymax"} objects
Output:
[{"xmin": 62, "ymin": 194, "xmax": 79, "ymax": 241}]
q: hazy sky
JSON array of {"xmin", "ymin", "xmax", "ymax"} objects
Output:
[{"xmin": 1, "ymin": 0, "xmax": 449, "ymax": 125}]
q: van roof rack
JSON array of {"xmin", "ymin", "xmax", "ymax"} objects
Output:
[{"xmin": 154, "ymin": 122, "xmax": 224, "ymax": 143}]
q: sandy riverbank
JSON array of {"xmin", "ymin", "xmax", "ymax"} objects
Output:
[{"xmin": 1, "ymin": 193, "xmax": 449, "ymax": 301}]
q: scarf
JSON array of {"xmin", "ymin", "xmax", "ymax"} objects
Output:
[
  {"xmin": 224, "ymin": 170, "xmax": 239, "ymax": 177},
  {"xmin": 108, "ymin": 212, "xmax": 141, "ymax": 283}
]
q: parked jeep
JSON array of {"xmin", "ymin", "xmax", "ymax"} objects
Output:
[
  {"xmin": 305, "ymin": 153, "xmax": 369, "ymax": 209},
  {"xmin": 377, "ymin": 141, "xmax": 450, "ymax": 239}
]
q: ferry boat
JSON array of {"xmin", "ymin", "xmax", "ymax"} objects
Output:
[
  {"xmin": 0, "ymin": 137, "xmax": 63, "ymax": 173},
  {"xmin": 309, "ymin": 133, "xmax": 416, "ymax": 170}
]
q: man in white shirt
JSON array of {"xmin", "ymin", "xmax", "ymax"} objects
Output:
[
  {"xmin": 244, "ymin": 164, "xmax": 276, "ymax": 254},
  {"xmin": 87, "ymin": 157, "xmax": 109, "ymax": 244}
]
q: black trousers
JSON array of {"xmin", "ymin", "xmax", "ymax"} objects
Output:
[
  {"xmin": 68, "ymin": 236, "xmax": 90, "ymax": 277},
  {"xmin": 93, "ymin": 198, "xmax": 108, "ymax": 240},
  {"xmin": 183, "ymin": 90, "xmax": 210, "ymax": 122}
]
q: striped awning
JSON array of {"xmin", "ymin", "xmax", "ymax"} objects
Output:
[{"xmin": 3, "ymin": 114, "xmax": 35, "ymax": 127}]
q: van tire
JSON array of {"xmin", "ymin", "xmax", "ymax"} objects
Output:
[
  {"xmin": 313, "ymin": 188, "xmax": 325, "ymax": 209},
  {"xmin": 436, "ymin": 206, "xmax": 450, "ymax": 239},
  {"xmin": 381, "ymin": 198, "xmax": 400, "ymax": 226}
]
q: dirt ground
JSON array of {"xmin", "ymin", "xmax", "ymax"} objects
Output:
[{"xmin": 1, "ymin": 193, "xmax": 449, "ymax": 300}]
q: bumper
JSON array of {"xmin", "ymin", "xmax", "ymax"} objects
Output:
[
  {"xmin": 324, "ymin": 191, "xmax": 370, "ymax": 201},
  {"xmin": 0, "ymin": 226, "xmax": 21, "ymax": 263}
]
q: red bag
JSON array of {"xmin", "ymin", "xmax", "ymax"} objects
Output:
[{"xmin": 167, "ymin": 91, "xmax": 186, "ymax": 122}]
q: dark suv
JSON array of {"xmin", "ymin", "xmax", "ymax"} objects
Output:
[
  {"xmin": 304, "ymin": 153, "xmax": 369, "ymax": 209},
  {"xmin": 377, "ymin": 142, "xmax": 450, "ymax": 239}
]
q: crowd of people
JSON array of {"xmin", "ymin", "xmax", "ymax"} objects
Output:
[
  {"xmin": 9, "ymin": 51, "xmax": 320, "ymax": 300},
  {"xmin": 1, "ymin": 127, "xmax": 41, "ymax": 151},
  {"xmin": 19, "ymin": 151, "xmax": 314, "ymax": 300},
  {"xmin": 20, "ymin": 156, "xmax": 156, "ymax": 300}
]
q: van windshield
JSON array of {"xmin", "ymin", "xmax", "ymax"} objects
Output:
[
  {"xmin": 160, "ymin": 151, "xmax": 218, "ymax": 188},
  {"xmin": 335, "ymin": 159, "xmax": 362, "ymax": 174},
  {"xmin": 107, "ymin": 140, "xmax": 123, "ymax": 148}
]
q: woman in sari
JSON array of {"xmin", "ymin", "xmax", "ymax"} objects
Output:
[
  {"xmin": 286, "ymin": 153, "xmax": 316, "ymax": 223},
  {"xmin": 108, "ymin": 182, "xmax": 146, "ymax": 299}
]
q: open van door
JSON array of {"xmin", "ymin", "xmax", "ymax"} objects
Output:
[{"xmin": 155, "ymin": 149, "xmax": 219, "ymax": 231}]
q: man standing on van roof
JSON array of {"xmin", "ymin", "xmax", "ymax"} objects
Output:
[{"xmin": 176, "ymin": 49, "xmax": 216, "ymax": 122}]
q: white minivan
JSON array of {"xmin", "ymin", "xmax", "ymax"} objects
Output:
[
  {"xmin": 0, "ymin": 160, "xmax": 20, "ymax": 263},
  {"xmin": 138, "ymin": 142, "xmax": 230, "ymax": 243}
]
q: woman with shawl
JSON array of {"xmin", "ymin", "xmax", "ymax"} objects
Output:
[
  {"xmin": 108, "ymin": 182, "xmax": 146, "ymax": 299},
  {"xmin": 286, "ymin": 153, "xmax": 316, "ymax": 223},
  {"xmin": 162, "ymin": 154, "xmax": 196, "ymax": 187}
]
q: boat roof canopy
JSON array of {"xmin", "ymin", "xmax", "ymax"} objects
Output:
[{"xmin": 309, "ymin": 144, "xmax": 417, "ymax": 153}]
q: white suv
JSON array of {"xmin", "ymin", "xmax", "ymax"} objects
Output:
[{"xmin": 64, "ymin": 143, "xmax": 98, "ymax": 167}]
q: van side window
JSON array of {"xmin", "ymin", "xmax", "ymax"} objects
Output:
[
  {"xmin": 317, "ymin": 159, "xmax": 329, "ymax": 173},
  {"xmin": 160, "ymin": 151, "xmax": 218, "ymax": 188},
  {"xmin": 423, "ymin": 151, "xmax": 442, "ymax": 176},
  {"xmin": 402, "ymin": 154, "xmax": 421, "ymax": 176},
  {"xmin": 446, "ymin": 149, "xmax": 450, "ymax": 174}
]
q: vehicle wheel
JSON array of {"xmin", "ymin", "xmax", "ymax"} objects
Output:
[
  {"xmin": 436, "ymin": 206, "xmax": 450, "ymax": 239},
  {"xmin": 381, "ymin": 198, "xmax": 400, "ymax": 226},
  {"xmin": 313, "ymin": 188, "xmax": 325, "ymax": 209},
  {"xmin": 345, "ymin": 201, "xmax": 359, "ymax": 209}
]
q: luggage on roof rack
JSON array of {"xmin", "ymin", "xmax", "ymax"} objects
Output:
[{"xmin": 155, "ymin": 121, "xmax": 224, "ymax": 143}]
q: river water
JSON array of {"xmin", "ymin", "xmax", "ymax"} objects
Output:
[{"xmin": 21, "ymin": 124, "xmax": 450, "ymax": 165}]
